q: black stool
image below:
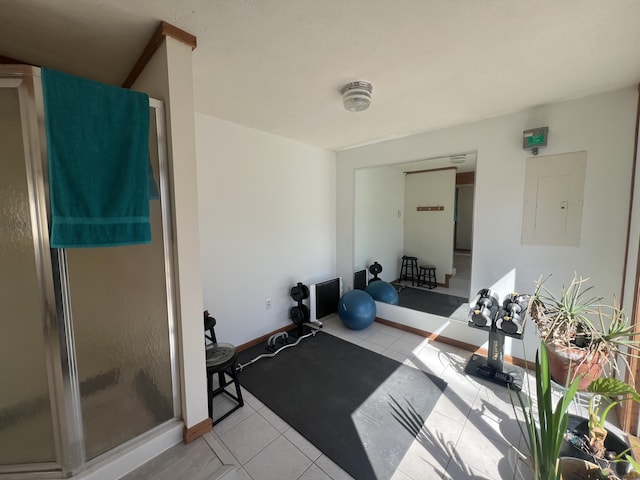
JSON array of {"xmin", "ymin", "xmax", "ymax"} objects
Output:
[
  {"xmin": 399, "ymin": 255, "xmax": 419, "ymax": 286},
  {"xmin": 204, "ymin": 311, "xmax": 244, "ymax": 425},
  {"xmin": 418, "ymin": 266, "xmax": 437, "ymax": 289}
]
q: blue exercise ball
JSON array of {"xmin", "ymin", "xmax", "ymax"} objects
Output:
[
  {"xmin": 365, "ymin": 280, "xmax": 399, "ymax": 305},
  {"xmin": 338, "ymin": 290, "xmax": 376, "ymax": 330}
]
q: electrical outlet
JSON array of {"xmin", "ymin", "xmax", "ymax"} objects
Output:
[{"xmin": 265, "ymin": 298, "xmax": 271, "ymax": 309}]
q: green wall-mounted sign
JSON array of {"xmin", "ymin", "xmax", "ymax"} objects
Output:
[
  {"xmin": 527, "ymin": 133, "xmax": 545, "ymax": 146},
  {"xmin": 523, "ymin": 127, "xmax": 549, "ymax": 153}
]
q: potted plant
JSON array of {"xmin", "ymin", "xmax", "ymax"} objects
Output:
[
  {"xmin": 558, "ymin": 457, "xmax": 609, "ymax": 480},
  {"xmin": 559, "ymin": 377, "xmax": 640, "ymax": 477},
  {"xmin": 513, "ymin": 343, "xmax": 639, "ymax": 480},
  {"xmin": 529, "ymin": 274, "xmax": 640, "ymax": 389},
  {"xmin": 512, "ymin": 340, "xmax": 582, "ymax": 480}
]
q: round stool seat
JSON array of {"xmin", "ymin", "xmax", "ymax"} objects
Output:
[{"xmin": 206, "ymin": 342, "xmax": 238, "ymax": 369}]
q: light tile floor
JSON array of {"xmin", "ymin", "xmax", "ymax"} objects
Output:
[
  {"xmin": 129, "ymin": 316, "xmax": 622, "ymax": 480},
  {"xmin": 121, "ymin": 436, "xmax": 227, "ymax": 480},
  {"xmin": 206, "ymin": 316, "xmax": 541, "ymax": 480}
]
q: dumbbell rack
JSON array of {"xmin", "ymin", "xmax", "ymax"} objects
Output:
[
  {"xmin": 290, "ymin": 282, "xmax": 311, "ymax": 337},
  {"xmin": 464, "ymin": 317, "xmax": 525, "ymax": 392}
]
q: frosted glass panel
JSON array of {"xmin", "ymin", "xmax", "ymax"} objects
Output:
[
  {"xmin": 0, "ymin": 88, "xmax": 56, "ymax": 464},
  {"xmin": 67, "ymin": 112, "xmax": 174, "ymax": 459}
]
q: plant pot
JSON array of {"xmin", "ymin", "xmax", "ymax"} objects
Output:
[
  {"xmin": 559, "ymin": 457, "xmax": 605, "ymax": 480},
  {"xmin": 559, "ymin": 415, "xmax": 630, "ymax": 477},
  {"xmin": 545, "ymin": 342, "xmax": 603, "ymax": 390}
]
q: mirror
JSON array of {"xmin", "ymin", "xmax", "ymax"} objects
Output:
[{"xmin": 354, "ymin": 153, "xmax": 476, "ymax": 318}]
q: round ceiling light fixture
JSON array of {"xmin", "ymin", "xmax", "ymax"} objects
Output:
[{"xmin": 341, "ymin": 81, "xmax": 373, "ymax": 112}]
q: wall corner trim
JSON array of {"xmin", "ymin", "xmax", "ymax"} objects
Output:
[
  {"xmin": 183, "ymin": 417, "xmax": 212, "ymax": 444},
  {"xmin": 122, "ymin": 20, "xmax": 197, "ymax": 89}
]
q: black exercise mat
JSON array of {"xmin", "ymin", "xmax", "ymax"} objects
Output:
[
  {"xmin": 238, "ymin": 331, "xmax": 447, "ymax": 480},
  {"xmin": 397, "ymin": 287, "xmax": 468, "ymax": 318}
]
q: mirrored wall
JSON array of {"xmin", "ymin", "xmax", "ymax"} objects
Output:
[{"xmin": 354, "ymin": 153, "xmax": 476, "ymax": 308}]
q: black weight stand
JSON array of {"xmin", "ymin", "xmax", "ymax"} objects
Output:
[
  {"xmin": 464, "ymin": 290, "xmax": 529, "ymax": 391},
  {"xmin": 290, "ymin": 282, "xmax": 311, "ymax": 337},
  {"xmin": 368, "ymin": 262, "xmax": 383, "ymax": 282},
  {"xmin": 464, "ymin": 324, "xmax": 524, "ymax": 391}
]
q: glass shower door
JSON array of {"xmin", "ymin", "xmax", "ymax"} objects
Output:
[
  {"xmin": 64, "ymin": 107, "xmax": 176, "ymax": 460},
  {"xmin": 0, "ymin": 87, "xmax": 56, "ymax": 465},
  {"xmin": 0, "ymin": 69, "xmax": 178, "ymax": 475}
]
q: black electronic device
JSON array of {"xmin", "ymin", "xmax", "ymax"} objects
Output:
[
  {"xmin": 354, "ymin": 269, "xmax": 367, "ymax": 290},
  {"xmin": 312, "ymin": 278, "xmax": 341, "ymax": 320}
]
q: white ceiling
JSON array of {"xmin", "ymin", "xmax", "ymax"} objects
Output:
[{"xmin": 1, "ymin": 1, "xmax": 640, "ymax": 151}]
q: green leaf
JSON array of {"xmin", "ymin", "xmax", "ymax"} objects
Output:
[
  {"xmin": 587, "ymin": 377, "xmax": 640, "ymax": 402},
  {"xmin": 511, "ymin": 341, "xmax": 593, "ymax": 480},
  {"xmin": 625, "ymin": 454, "xmax": 640, "ymax": 473}
]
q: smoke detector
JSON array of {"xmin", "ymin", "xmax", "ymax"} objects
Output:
[
  {"xmin": 450, "ymin": 154, "xmax": 466, "ymax": 164},
  {"xmin": 341, "ymin": 81, "xmax": 373, "ymax": 112}
]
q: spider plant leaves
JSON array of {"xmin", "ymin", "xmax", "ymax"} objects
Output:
[{"xmin": 531, "ymin": 274, "xmax": 640, "ymax": 381}]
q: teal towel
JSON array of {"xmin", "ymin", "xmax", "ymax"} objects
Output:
[{"xmin": 41, "ymin": 68, "xmax": 151, "ymax": 248}]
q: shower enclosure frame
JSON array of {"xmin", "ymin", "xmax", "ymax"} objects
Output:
[{"xmin": 0, "ymin": 65, "xmax": 181, "ymax": 478}]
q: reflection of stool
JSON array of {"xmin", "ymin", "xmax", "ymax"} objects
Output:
[
  {"xmin": 399, "ymin": 255, "xmax": 419, "ymax": 286},
  {"xmin": 418, "ymin": 266, "xmax": 437, "ymax": 289},
  {"xmin": 204, "ymin": 312, "xmax": 244, "ymax": 425}
]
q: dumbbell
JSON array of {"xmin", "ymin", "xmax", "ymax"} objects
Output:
[
  {"xmin": 498, "ymin": 293, "xmax": 530, "ymax": 334},
  {"xmin": 469, "ymin": 289, "xmax": 499, "ymax": 327}
]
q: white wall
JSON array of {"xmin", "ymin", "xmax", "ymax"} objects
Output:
[
  {"xmin": 132, "ymin": 37, "xmax": 208, "ymax": 430},
  {"xmin": 354, "ymin": 166, "xmax": 404, "ymax": 282},
  {"xmin": 337, "ymin": 87, "xmax": 638, "ymax": 361},
  {"xmin": 404, "ymin": 170, "xmax": 455, "ymax": 283},
  {"xmin": 196, "ymin": 114, "xmax": 336, "ymax": 346}
]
